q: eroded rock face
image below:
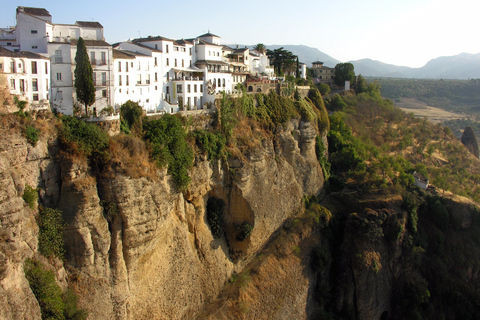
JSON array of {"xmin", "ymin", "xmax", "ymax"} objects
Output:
[
  {"xmin": 0, "ymin": 117, "xmax": 325, "ymax": 320},
  {"xmin": 461, "ymin": 126, "xmax": 479, "ymax": 158}
]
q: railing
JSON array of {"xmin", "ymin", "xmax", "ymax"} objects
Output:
[{"xmin": 172, "ymin": 76, "xmax": 204, "ymax": 81}]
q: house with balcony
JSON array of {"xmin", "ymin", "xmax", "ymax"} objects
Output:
[
  {"xmin": 48, "ymin": 39, "xmax": 113, "ymax": 115},
  {"xmin": 0, "ymin": 47, "xmax": 50, "ymax": 110}
]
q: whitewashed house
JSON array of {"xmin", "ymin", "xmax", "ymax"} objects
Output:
[
  {"xmin": 48, "ymin": 39, "xmax": 113, "ymax": 115},
  {"xmin": 0, "ymin": 47, "xmax": 50, "ymax": 109}
]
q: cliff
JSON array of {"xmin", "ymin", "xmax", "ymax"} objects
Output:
[{"xmin": 0, "ymin": 113, "xmax": 324, "ymax": 320}]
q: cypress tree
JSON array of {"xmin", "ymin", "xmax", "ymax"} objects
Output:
[{"xmin": 74, "ymin": 37, "xmax": 95, "ymax": 115}]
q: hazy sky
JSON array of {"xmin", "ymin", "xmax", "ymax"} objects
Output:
[{"xmin": 2, "ymin": 0, "xmax": 478, "ymax": 68}]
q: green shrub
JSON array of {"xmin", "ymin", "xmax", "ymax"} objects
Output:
[
  {"xmin": 24, "ymin": 259, "xmax": 65, "ymax": 320},
  {"xmin": 24, "ymin": 259, "xmax": 87, "ymax": 320},
  {"xmin": 143, "ymin": 114, "xmax": 194, "ymax": 190},
  {"xmin": 23, "ymin": 185, "xmax": 38, "ymax": 209},
  {"xmin": 206, "ymin": 197, "xmax": 225, "ymax": 238},
  {"xmin": 235, "ymin": 222, "xmax": 253, "ymax": 241},
  {"xmin": 193, "ymin": 130, "xmax": 226, "ymax": 160},
  {"xmin": 24, "ymin": 125, "xmax": 40, "ymax": 147},
  {"xmin": 120, "ymin": 100, "xmax": 143, "ymax": 133},
  {"xmin": 59, "ymin": 116, "xmax": 110, "ymax": 157},
  {"xmin": 38, "ymin": 207, "xmax": 65, "ymax": 259},
  {"xmin": 316, "ymin": 136, "xmax": 331, "ymax": 181}
]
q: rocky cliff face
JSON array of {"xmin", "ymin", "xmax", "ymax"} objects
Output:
[
  {"xmin": 0, "ymin": 115, "xmax": 324, "ymax": 320},
  {"xmin": 461, "ymin": 126, "xmax": 479, "ymax": 158}
]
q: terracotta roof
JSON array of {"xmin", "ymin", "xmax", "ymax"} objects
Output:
[
  {"xmin": 133, "ymin": 35, "xmax": 174, "ymax": 43},
  {"xmin": 0, "ymin": 47, "xmax": 19, "ymax": 57},
  {"xmin": 76, "ymin": 21, "xmax": 103, "ymax": 28},
  {"xmin": 222, "ymin": 45, "xmax": 234, "ymax": 51},
  {"xmin": 129, "ymin": 42, "xmax": 162, "ymax": 53},
  {"xmin": 196, "ymin": 39, "xmax": 222, "ymax": 47},
  {"xmin": 70, "ymin": 39, "xmax": 111, "ymax": 47},
  {"xmin": 17, "ymin": 7, "xmax": 51, "ymax": 17},
  {"xmin": 19, "ymin": 51, "xmax": 49, "ymax": 59},
  {"xmin": 0, "ymin": 47, "xmax": 48, "ymax": 59},
  {"xmin": 198, "ymin": 32, "xmax": 220, "ymax": 38},
  {"xmin": 112, "ymin": 49, "xmax": 136, "ymax": 59},
  {"xmin": 174, "ymin": 39, "xmax": 193, "ymax": 46}
]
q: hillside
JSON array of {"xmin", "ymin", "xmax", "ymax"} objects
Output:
[
  {"xmin": 351, "ymin": 53, "xmax": 480, "ymax": 79},
  {"xmin": 3, "ymin": 87, "xmax": 480, "ymax": 319}
]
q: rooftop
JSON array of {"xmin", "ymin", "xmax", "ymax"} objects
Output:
[
  {"xmin": 198, "ymin": 32, "xmax": 220, "ymax": 38},
  {"xmin": 17, "ymin": 7, "xmax": 51, "ymax": 17},
  {"xmin": 70, "ymin": 39, "xmax": 111, "ymax": 47},
  {"xmin": 133, "ymin": 35, "xmax": 174, "ymax": 43},
  {"xmin": 76, "ymin": 21, "xmax": 103, "ymax": 28}
]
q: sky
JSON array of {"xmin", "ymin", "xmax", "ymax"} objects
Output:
[{"xmin": 2, "ymin": 0, "xmax": 479, "ymax": 68}]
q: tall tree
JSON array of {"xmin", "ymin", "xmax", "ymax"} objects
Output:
[
  {"xmin": 354, "ymin": 74, "xmax": 368, "ymax": 94},
  {"xmin": 266, "ymin": 47, "xmax": 297, "ymax": 76},
  {"xmin": 334, "ymin": 62, "xmax": 355, "ymax": 87},
  {"xmin": 253, "ymin": 43, "xmax": 266, "ymax": 54},
  {"xmin": 74, "ymin": 37, "xmax": 95, "ymax": 115}
]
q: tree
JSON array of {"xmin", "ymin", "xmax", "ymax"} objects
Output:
[
  {"xmin": 354, "ymin": 74, "xmax": 367, "ymax": 94},
  {"xmin": 266, "ymin": 47, "xmax": 297, "ymax": 76},
  {"xmin": 334, "ymin": 62, "xmax": 355, "ymax": 87},
  {"xmin": 253, "ymin": 43, "xmax": 266, "ymax": 54},
  {"xmin": 74, "ymin": 37, "xmax": 95, "ymax": 115}
]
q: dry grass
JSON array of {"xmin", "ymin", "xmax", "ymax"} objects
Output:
[
  {"xmin": 106, "ymin": 134, "xmax": 158, "ymax": 180},
  {"xmin": 228, "ymin": 117, "xmax": 272, "ymax": 159}
]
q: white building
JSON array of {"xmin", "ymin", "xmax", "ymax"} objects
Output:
[
  {"xmin": 48, "ymin": 39, "xmax": 113, "ymax": 115},
  {"xmin": 0, "ymin": 46, "xmax": 50, "ymax": 109}
]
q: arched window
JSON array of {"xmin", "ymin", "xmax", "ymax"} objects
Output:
[
  {"xmin": 257, "ymin": 88, "xmax": 262, "ymax": 92},
  {"xmin": 248, "ymin": 86, "xmax": 253, "ymax": 92},
  {"xmin": 218, "ymin": 78, "xmax": 221, "ymax": 87},
  {"xmin": 222, "ymin": 78, "xmax": 225, "ymax": 87}
]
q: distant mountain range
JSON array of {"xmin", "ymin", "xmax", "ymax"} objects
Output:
[
  {"xmin": 349, "ymin": 53, "xmax": 480, "ymax": 79},
  {"xmin": 246, "ymin": 44, "xmax": 480, "ymax": 80}
]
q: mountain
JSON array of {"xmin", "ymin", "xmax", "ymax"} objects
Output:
[
  {"xmin": 350, "ymin": 52, "xmax": 480, "ymax": 79},
  {"xmin": 264, "ymin": 44, "xmax": 340, "ymax": 68}
]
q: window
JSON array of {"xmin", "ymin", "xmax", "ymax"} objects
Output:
[
  {"xmin": 155, "ymin": 72, "xmax": 158, "ymax": 82},
  {"xmin": 102, "ymin": 90, "xmax": 107, "ymax": 98},
  {"xmin": 200, "ymin": 84, "xmax": 203, "ymax": 92},
  {"xmin": 222, "ymin": 79, "xmax": 225, "ymax": 87},
  {"xmin": 31, "ymin": 30, "xmax": 37, "ymax": 34},
  {"xmin": 166, "ymin": 45, "xmax": 169, "ymax": 53},
  {"xmin": 155, "ymin": 86, "xmax": 157, "ymax": 90},
  {"xmin": 166, "ymin": 86, "xmax": 169, "ymax": 94},
  {"xmin": 167, "ymin": 73, "xmax": 169, "ymax": 81},
  {"xmin": 166, "ymin": 58, "xmax": 169, "ymax": 66},
  {"xmin": 208, "ymin": 51, "xmax": 211, "ymax": 56},
  {"xmin": 10, "ymin": 61, "xmax": 15, "ymax": 73},
  {"xmin": 10, "ymin": 79, "xmax": 15, "ymax": 89},
  {"xmin": 90, "ymin": 52, "xmax": 95, "ymax": 65},
  {"xmin": 33, "ymin": 94, "xmax": 39, "ymax": 101},
  {"xmin": 57, "ymin": 90, "xmax": 63, "ymax": 100},
  {"xmin": 119, "ymin": 75, "xmax": 122, "ymax": 86},
  {"xmin": 174, "ymin": 46, "xmax": 179, "ymax": 51},
  {"xmin": 131, "ymin": 62, "xmax": 133, "ymax": 68},
  {"xmin": 118, "ymin": 61, "xmax": 121, "ymax": 72},
  {"xmin": 146, "ymin": 98, "xmax": 149, "ymax": 103},
  {"xmin": 137, "ymin": 74, "xmax": 141, "ymax": 84},
  {"xmin": 56, "ymin": 73, "xmax": 62, "ymax": 81},
  {"xmin": 146, "ymin": 74, "xmax": 150, "ymax": 84},
  {"xmin": 218, "ymin": 79, "xmax": 221, "ymax": 87},
  {"xmin": 19, "ymin": 79, "xmax": 25, "ymax": 93},
  {"xmin": 45, "ymin": 62, "xmax": 48, "ymax": 73},
  {"xmin": 177, "ymin": 84, "xmax": 182, "ymax": 93},
  {"xmin": 54, "ymin": 50, "xmax": 62, "ymax": 63},
  {"xmin": 32, "ymin": 46, "xmax": 38, "ymax": 49},
  {"xmin": 137, "ymin": 62, "xmax": 141, "ymax": 70},
  {"xmin": 32, "ymin": 79, "xmax": 38, "ymax": 91},
  {"xmin": 217, "ymin": 52, "xmax": 219, "ymax": 57},
  {"xmin": 189, "ymin": 48, "xmax": 192, "ymax": 55},
  {"xmin": 154, "ymin": 57, "xmax": 157, "ymax": 66},
  {"xmin": 31, "ymin": 61, "xmax": 37, "ymax": 74},
  {"xmin": 174, "ymin": 59, "xmax": 177, "ymax": 67},
  {"xmin": 102, "ymin": 72, "xmax": 107, "ymax": 86},
  {"xmin": 189, "ymin": 61, "xmax": 192, "ymax": 67},
  {"xmin": 126, "ymin": 75, "xmax": 129, "ymax": 86},
  {"xmin": 182, "ymin": 59, "xmax": 184, "ymax": 67},
  {"xmin": 126, "ymin": 62, "xmax": 129, "ymax": 72},
  {"xmin": 194, "ymin": 84, "xmax": 197, "ymax": 93},
  {"xmin": 155, "ymin": 44, "xmax": 158, "ymax": 49},
  {"xmin": 187, "ymin": 84, "xmax": 191, "ymax": 93},
  {"xmin": 46, "ymin": 79, "xmax": 48, "ymax": 91}
]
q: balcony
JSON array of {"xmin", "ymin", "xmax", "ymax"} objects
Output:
[
  {"xmin": 90, "ymin": 59, "xmax": 107, "ymax": 66},
  {"xmin": 171, "ymin": 76, "xmax": 204, "ymax": 81}
]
